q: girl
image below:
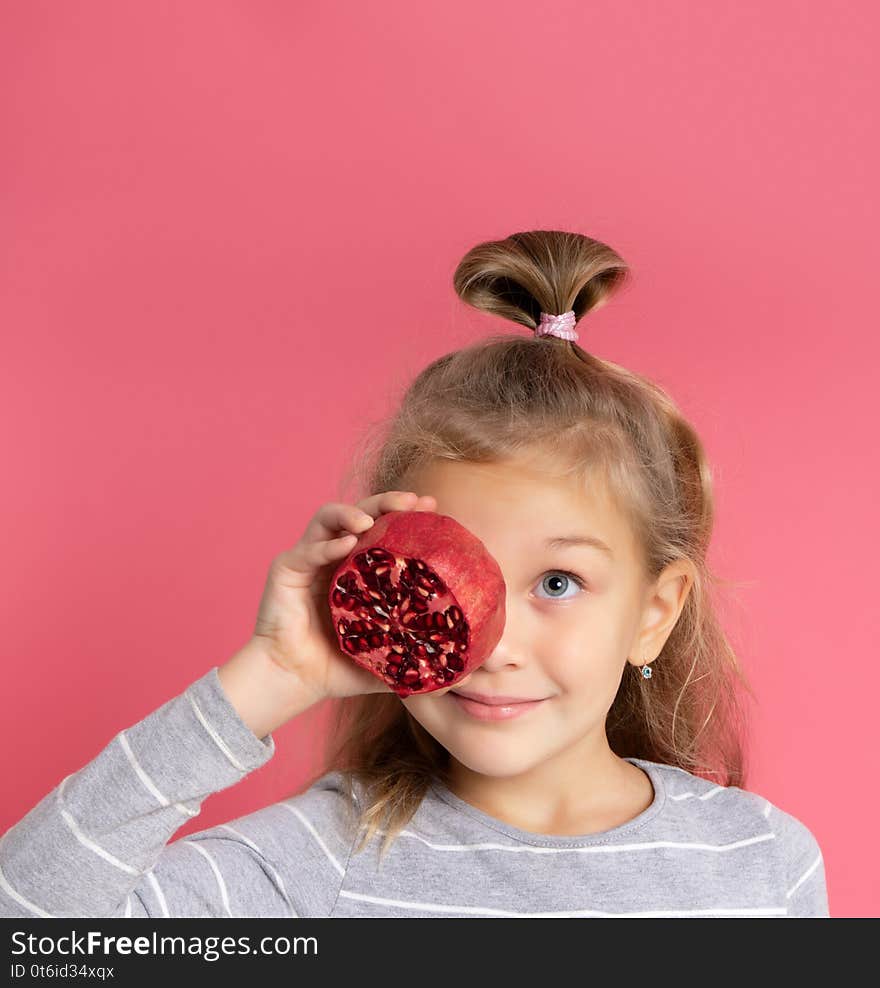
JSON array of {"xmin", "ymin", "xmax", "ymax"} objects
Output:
[{"xmin": 0, "ymin": 230, "xmax": 829, "ymax": 919}]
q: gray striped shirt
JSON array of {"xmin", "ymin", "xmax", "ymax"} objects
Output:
[{"xmin": 0, "ymin": 666, "xmax": 830, "ymax": 918}]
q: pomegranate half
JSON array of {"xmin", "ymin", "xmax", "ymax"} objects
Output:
[{"xmin": 328, "ymin": 510, "xmax": 506, "ymax": 697}]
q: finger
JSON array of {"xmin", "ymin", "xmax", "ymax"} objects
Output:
[
  {"xmin": 276, "ymin": 493, "xmax": 437, "ymax": 580},
  {"xmin": 274, "ymin": 530, "xmax": 360, "ymax": 585},
  {"xmin": 303, "ymin": 501, "xmax": 378, "ymax": 545},
  {"xmin": 308, "ymin": 494, "xmax": 436, "ymax": 544},
  {"xmin": 354, "ymin": 490, "xmax": 419, "ymax": 520},
  {"xmin": 275, "ymin": 503, "xmax": 371, "ymax": 577},
  {"xmin": 356, "ymin": 490, "xmax": 437, "ymax": 518},
  {"xmin": 297, "ymin": 533, "xmax": 362, "ymax": 571}
]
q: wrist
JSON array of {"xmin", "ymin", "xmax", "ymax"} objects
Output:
[{"xmin": 217, "ymin": 637, "xmax": 321, "ymax": 739}]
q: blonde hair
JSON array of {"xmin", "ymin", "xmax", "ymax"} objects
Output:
[{"xmin": 295, "ymin": 229, "xmax": 756, "ymax": 864}]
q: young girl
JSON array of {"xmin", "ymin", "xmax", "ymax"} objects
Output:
[{"xmin": 0, "ymin": 230, "xmax": 828, "ymax": 919}]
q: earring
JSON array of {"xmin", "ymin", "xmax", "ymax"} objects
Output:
[{"xmin": 641, "ymin": 663, "xmax": 653, "ymax": 679}]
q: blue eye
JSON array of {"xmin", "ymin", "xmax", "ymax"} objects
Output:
[{"xmin": 535, "ymin": 570, "xmax": 586, "ymax": 601}]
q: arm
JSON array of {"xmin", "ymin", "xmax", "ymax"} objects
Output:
[{"xmin": 0, "ymin": 640, "xmax": 320, "ymax": 918}]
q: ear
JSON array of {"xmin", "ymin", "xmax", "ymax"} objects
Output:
[{"xmin": 628, "ymin": 560, "xmax": 695, "ymax": 668}]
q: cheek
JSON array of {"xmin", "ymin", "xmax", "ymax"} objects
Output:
[
  {"xmin": 400, "ymin": 694, "xmax": 450, "ymax": 733},
  {"xmin": 537, "ymin": 622, "xmax": 626, "ymax": 692}
]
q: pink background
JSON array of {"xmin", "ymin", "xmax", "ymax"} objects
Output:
[{"xmin": 2, "ymin": 1, "xmax": 877, "ymax": 917}]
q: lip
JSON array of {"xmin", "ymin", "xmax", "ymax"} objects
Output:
[
  {"xmin": 449, "ymin": 692, "xmax": 548, "ymax": 721},
  {"xmin": 451, "ymin": 690, "xmax": 546, "ymax": 705}
]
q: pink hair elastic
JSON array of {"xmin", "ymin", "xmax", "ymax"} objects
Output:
[{"xmin": 535, "ymin": 310, "xmax": 578, "ymax": 342}]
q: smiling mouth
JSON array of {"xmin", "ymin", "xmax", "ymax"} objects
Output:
[
  {"xmin": 448, "ymin": 692, "xmax": 548, "ymax": 721},
  {"xmin": 450, "ymin": 690, "xmax": 548, "ymax": 706}
]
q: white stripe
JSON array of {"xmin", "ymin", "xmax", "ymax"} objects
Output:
[
  {"xmin": 278, "ymin": 802, "xmax": 345, "ymax": 876},
  {"xmin": 368, "ymin": 828, "xmax": 777, "ymax": 855},
  {"xmin": 0, "ymin": 859, "xmax": 55, "ymax": 918},
  {"xmin": 660, "ymin": 763, "xmax": 727, "ymax": 780},
  {"xmin": 124, "ymin": 894, "xmax": 132, "ymax": 917},
  {"xmin": 786, "ymin": 854, "xmax": 822, "ymax": 899},
  {"xmin": 145, "ymin": 869, "xmax": 170, "ymax": 917},
  {"xmin": 217, "ymin": 824, "xmax": 297, "ymax": 917},
  {"xmin": 184, "ymin": 841, "xmax": 233, "ymax": 916},
  {"xmin": 118, "ymin": 731, "xmax": 199, "ymax": 818},
  {"xmin": 668, "ymin": 785, "xmax": 726, "ymax": 801},
  {"xmin": 762, "ymin": 800, "xmax": 772, "ymax": 818},
  {"xmin": 57, "ymin": 774, "xmax": 139, "ymax": 875},
  {"xmin": 187, "ymin": 692, "xmax": 247, "ymax": 772},
  {"xmin": 58, "ymin": 807, "xmax": 140, "ymax": 875},
  {"xmin": 338, "ymin": 889, "xmax": 788, "ymax": 918}
]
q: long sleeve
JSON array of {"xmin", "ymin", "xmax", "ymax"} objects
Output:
[
  {"xmin": 769, "ymin": 804, "xmax": 830, "ymax": 917},
  {"xmin": 0, "ymin": 666, "xmax": 281, "ymax": 918}
]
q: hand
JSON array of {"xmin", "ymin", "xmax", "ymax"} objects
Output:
[{"xmin": 250, "ymin": 490, "xmax": 437, "ymax": 701}]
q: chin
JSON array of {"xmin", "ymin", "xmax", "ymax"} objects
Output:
[{"xmin": 443, "ymin": 742, "xmax": 539, "ymax": 779}]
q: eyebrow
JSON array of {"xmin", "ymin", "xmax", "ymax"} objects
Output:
[{"xmin": 544, "ymin": 535, "xmax": 614, "ymax": 558}]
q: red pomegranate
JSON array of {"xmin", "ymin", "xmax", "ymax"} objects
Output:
[{"xmin": 327, "ymin": 510, "xmax": 506, "ymax": 697}]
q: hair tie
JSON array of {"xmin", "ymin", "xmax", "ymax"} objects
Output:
[{"xmin": 535, "ymin": 310, "xmax": 578, "ymax": 342}]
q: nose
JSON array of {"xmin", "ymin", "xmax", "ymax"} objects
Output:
[
  {"xmin": 474, "ymin": 641, "xmax": 522, "ymax": 673},
  {"xmin": 447, "ymin": 639, "xmax": 521, "ymax": 697},
  {"xmin": 466, "ymin": 598, "xmax": 525, "ymax": 675}
]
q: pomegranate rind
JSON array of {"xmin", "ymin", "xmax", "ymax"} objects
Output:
[{"xmin": 327, "ymin": 510, "xmax": 506, "ymax": 697}]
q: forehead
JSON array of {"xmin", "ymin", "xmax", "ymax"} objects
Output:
[{"xmin": 403, "ymin": 455, "xmax": 633, "ymax": 561}]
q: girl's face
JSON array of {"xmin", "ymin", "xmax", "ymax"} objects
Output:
[{"xmin": 399, "ymin": 453, "xmax": 691, "ymax": 791}]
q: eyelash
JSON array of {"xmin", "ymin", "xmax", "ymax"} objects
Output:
[{"xmin": 536, "ymin": 569, "xmax": 588, "ymax": 599}]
